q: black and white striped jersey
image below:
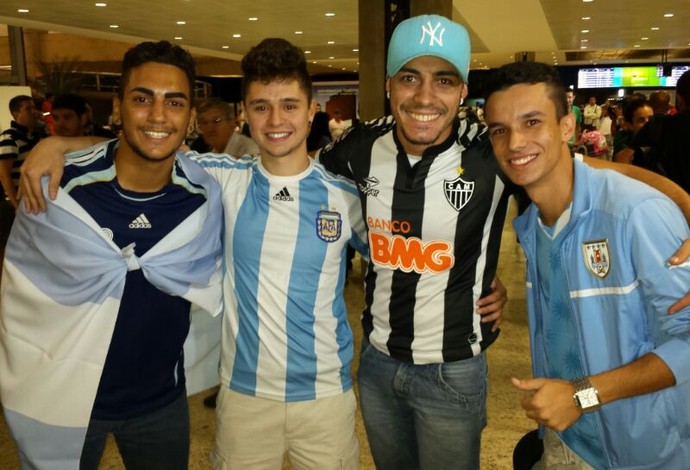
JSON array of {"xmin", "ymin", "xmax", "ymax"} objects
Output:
[
  {"xmin": 0, "ymin": 121, "xmax": 41, "ymax": 197},
  {"xmin": 319, "ymin": 115, "xmax": 516, "ymax": 364}
]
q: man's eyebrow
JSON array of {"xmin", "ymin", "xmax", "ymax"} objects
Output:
[
  {"xmin": 486, "ymin": 110, "xmax": 547, "ymax": 130},
  {"xmin": 397, "ymin": 66, "xmax": 460, "ymax": 78},
  {"xmin": 128, "ymin": 87, "xmax": 189, "ymax": 101},
  {"xmin": 247, "ymin": 97, "xmax": 302, "ymax": 105},
  {"xmin": 398, "ymin": 66, "xmax": 421, "ymax": 75},
  {"xmin": 522, "ymin": 110, "xmax": 546, "ymax": 119}
]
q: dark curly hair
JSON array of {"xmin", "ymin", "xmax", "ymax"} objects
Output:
[
  {"xmin": 241, "ymin": 38, "xmax": 312, "ymax": 102},
  {"xmin": 119, "ymin": 41, "xmax": 196, "ymax": 104}
]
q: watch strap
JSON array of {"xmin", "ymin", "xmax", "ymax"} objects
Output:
[{"xmin": 571, "ymin": 376, "xmax": 601, "ymax": 413}]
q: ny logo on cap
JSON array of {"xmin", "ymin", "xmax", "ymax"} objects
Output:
[{"xmin": 420, "ymin": 21, "xmax": 445, "ymax": 47}]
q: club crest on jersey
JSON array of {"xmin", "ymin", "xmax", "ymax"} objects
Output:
[
  {"xmin": 582, "ymin": 239, "xmax": 610, "ymax": 278},
  {"xmin": 444, "ymin": 176, "xmax": 474, "ymax": 211},
  {"xmin": 316, "ymin": 210, "xmax": 342, "ymax": 242}
]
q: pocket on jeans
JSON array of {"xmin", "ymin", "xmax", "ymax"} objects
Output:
[{"xmin": 436, "ymin": 354, "xmax": 487, "ymax": 408}]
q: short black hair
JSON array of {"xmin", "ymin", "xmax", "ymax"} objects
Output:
[
  {"xmin": 9, "ymin": 95, "xmax": 33, "ymax": 114},
  {"xmin": 484, "ymin": 62, "xmax": 568, "ymax": 120},
  {"xmin": 119, "ymin": 41, "xmax": 196, "ymax": 104},
  {"xmin": 241, "ymin": 38, "xmax": 312, "ymax": 102},
  {"xmin": 52, "ymin": 94, "xmax": 88, "ymax": 115},
  {"xmin": 622, "ymin": 96, "xmax": 650, "ymax": 123}
]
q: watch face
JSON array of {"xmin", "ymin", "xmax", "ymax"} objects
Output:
[{"xmin": 577, "ymin": 388, "xmax": 600, "ymax": 408}]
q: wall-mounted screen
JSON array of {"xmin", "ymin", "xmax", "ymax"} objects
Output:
[{"xmin": 577, "ymin": 65, "xmax": 689, "ymax": 89}]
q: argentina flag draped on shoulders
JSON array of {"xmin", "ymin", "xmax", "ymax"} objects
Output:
[{"xmin": 0, "ymin": 145, "xmax": 224, "ymax": 470}]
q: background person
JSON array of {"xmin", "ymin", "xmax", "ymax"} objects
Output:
[
  {"xmin": 51, "ymin": 93, "xmax": 90, "ymax": 137},
  {"xmin": 195, "ymin": 97, "xmax": 259, "ymax": 157}
]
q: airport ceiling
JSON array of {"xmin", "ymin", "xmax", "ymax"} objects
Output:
[{"xmin": 1, "ymin": 0, "xmax": 689, "ymax": 76}]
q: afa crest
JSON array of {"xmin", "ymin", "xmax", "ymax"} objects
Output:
[
  {"xmin": 582, "ymin": 239, "xmax": 610, "ymax": 278},
  {"xmin": 316, "ymin": 210, "xmax": 342, "ymax": 242},
  {"xmin": 444, "ymin": 176, "xmax": 474, "ymax": 211}
]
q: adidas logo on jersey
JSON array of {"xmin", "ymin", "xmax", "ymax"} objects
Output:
[
  {"xmin": 129, "ymin": 213, "xmax": 152, "ymax": 229},
  {"xmin": 273, "ymin": 187, "xmax": 294, "ymax": 202}
]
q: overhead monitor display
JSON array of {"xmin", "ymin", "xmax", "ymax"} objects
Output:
[
  {"xmin": 665, "ymin": 65, "xmax": 690, "ymax": 88},
  {"xmin": 577, "ymin": 66, "xmax": 688, "ymax": 89}
]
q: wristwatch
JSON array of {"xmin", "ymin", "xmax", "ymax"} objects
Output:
[{"xmin": 571, "ymin": 376, "xmax": 601, "ymax": 413}]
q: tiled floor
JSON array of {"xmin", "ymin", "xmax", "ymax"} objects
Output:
[{"xmin": 0, "ymin": 199, "xmax": 534, "ymax": 469}]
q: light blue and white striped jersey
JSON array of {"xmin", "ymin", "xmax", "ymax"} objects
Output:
[{"xmin": 191, "ymin": 153, "xmax": 367, "ymax": 402}]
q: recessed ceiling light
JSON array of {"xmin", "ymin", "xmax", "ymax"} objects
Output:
[
  {"xmin": 295, "ymin": 31, "xmax": 303, "ymax": 35},
  {"xmin": 581, "ymin": 39, "xmax": 589, "ymax": 42},
  {"xmin": 222, "ymin": 45, "xmax": 229, "ymax": 49},
  {"xmin": 651, "ymin": 27, "xmax": 660, "ymax": 31},
  {"xmin": 176, "ymin": 21, "xmax": 186, "ymax": 25},
  {"xmin": 352, "ymin": 48, "xmax": 359, "ymax": 52},
  {"xmin": 95, "ymin": 2, "xmax": 107, "ymax": 6},
  {"xmin": 17, "ymin": 8, "xmax": 29, "ymax": 13},
  {"xmin": 634, "ymin": 44, "xmax": 641, "ymax": 48},
  {"xmin": 248, "ymin": 17, "xmax": 258, "ymax": 21},
  {"xmin": 664, "ymin": 13, "xmax": 674, "ymax": 18},
  {"xmin": 327, "ymin": 41, "xmax": 335, "ymax": 45},
  {"xmin": 329, "ymin": 56, "xmax": 335, "ymax": 59},
  {"xmin": 580, "ymin": 46, "xmax": 587, "ymax": 49},
  {"xmin": 641, "ymin": 37, "xmax": 649, "ymax": 40},
  {"xmin": 582, "ymin": 16, "xmax": 590, "ymax": 20},
  {"xmin": 305, "ymin": 50, "xmax": 311, "ymax": 54},
  {"xmin": 325, "ymin": 12, "xmax": 335, "ymax": 17},
  {"xmin": 312, "ymin": 61, "xmax": 317, "ymax": 64},
  {"xmin": 174, "ymin": 36, "xmax": 183, "ymax": 40},
  {"xmin": 582, "ymin": 0, "xmax": 593, "ymax": 2},
  {"xmin": 109, "ymin": 24, "xmax": 119, "ymax": 28},
  {"xmin": 581, "ymin": 29, "xmax": 590, "ymax": 33},
  {"xmin": 233, "ymin": 34, "xmax": 241, "ymax": 38}
]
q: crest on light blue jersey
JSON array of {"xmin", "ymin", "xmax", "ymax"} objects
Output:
[
  {"xmin": 316, "ymin": 210, "xmax": 342, "ymax": 242},
  {"xmin": 582, "ymin": 239, "xmax": 610, "ymax": 278}
]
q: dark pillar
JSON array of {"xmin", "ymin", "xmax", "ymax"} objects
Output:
[
  {"xmin": 8, "ymin": 26, "xmax": 28, "ymax": 86},
  {"xmin": 357, "ymin": 0, "xmax": 453, "ymax": 120},
  {"xmin": 410, "ymin": 0, "xmax": 452, "ymax": 18},
  {"xmin": 514, "ymin": 51, "xmax": 536, "ymax": 62}
]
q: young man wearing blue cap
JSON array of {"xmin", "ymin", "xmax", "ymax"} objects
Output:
[
  {"xmin": 318, "ymin": 13, "xmax": 690, "ymax": 470},
  {"xmin": 484, "ymin": 61, "xmax": 690, "ymax": 470},
  {"xmin": 319, "ymin": 14, "xmax": 509, "ymax": 469}
]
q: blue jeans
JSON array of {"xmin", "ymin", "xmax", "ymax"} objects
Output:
[
  {"xmin": 357, "ymin": 341, "xmax": 488, "ymax": 470},
  {"xmin": 79, "ymin": 392, "xmax": 190, "ymax": 470}
]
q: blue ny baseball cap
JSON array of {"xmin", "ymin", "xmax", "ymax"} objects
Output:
[{"xmin": 387, "ymin": 14, "xmax": 471, "ymax": 82}]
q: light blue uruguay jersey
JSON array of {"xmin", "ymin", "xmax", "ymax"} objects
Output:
[{"xmin": 190, "ymin": 153, "xmax": 367, "ymax": 402}]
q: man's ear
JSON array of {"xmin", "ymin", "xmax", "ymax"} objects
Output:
[
  {"xmin": 308, "ymin": 99, "xmax": 316, "ymax": 122},
  {"xmin": 111, "ymin": 96, "xmax": 122, "ymax": 126},
  {"xmin": 561, "ymin": 112, "xmax": 575, "ymax": 143},
  {"xmin": 188, "ymin": 107, "xmax": 197, "ymax": 135}
]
